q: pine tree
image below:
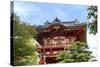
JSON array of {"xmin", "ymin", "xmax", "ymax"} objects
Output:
[{"xmin": 57, "ymin": 41, "xmax": 95, "ymax": 63}]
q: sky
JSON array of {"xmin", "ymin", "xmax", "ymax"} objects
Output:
[
  {"xmin": 13, "ymin": 1, "xmax": 98, "ymax": 58},
  {"xmin": 87, "ymin": 32, "xmax": 98, "ymax": 58},
  {"xmin": 14, "ymin": 1, "xmax": 88, "ymax": 25}
]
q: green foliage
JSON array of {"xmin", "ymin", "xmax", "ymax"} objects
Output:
[
  {"xmin": 13, "ymin": 14, "xmax": 38, "ymax": 39},
  {"xmin": 13, "ymin": 38, "xmax": 36, "ymax": 57},
  {"xmin": 24, "ymin": 23, "xmax": 38, "ymax": 38},
  {"xmin": 87, "ymin": 6, "xmax": 97, "ymax": 35},
  {"xmin": 13, "ymin": 13, "xmax": 39, "ymax": 66},
  {"xmin": 57, "ymin": 41, "xmax": 94, "ymax": 63},
  {"xmin": 14, "ymin": 53, "xmax": 39, "ymax": 65}
]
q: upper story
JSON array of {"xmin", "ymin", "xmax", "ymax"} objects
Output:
[{"xmin": 36, "ymin": 17, "xmax": 86, "ymax": 47}]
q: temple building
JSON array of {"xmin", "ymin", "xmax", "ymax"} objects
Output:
[{"xmin": 36, "ymin": 17, "xmax": 86, "ymax": 64}]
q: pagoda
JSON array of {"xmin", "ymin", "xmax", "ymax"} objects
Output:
[{"xmin": 36, "ymin": 17, "xmax": 86, "ymax": 64}]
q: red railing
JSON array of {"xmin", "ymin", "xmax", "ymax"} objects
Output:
[{"xmin": 37, "ymin": 45, "xmax": 66, "ymax": 57}]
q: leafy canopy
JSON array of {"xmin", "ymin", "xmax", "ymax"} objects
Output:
[
  {"xmin": 57, "ymin": 41, "xmax": 94, "ymax": 63},
  {"xmin": 87, "ymin": 6, "xmax": 97, "ymax": 35},
  {"xmin": 12, "ymin": 13, "xmax": 39, "ymax": 66}
]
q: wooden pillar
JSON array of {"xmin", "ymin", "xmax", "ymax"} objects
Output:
[
  {"xmin": 39, "ymin": 49, "xmax": 46, "ymax": 64},
  {"xmin": 39, "ymin": 56, "xmax": 46, "ymax": 64}
]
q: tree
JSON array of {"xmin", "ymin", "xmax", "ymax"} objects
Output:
[
  {"xmin": 13, "ymin": 13, "xmax": 39, "ymax": 66},
  {"xmin": 57, "ymin": 41, "xmax": 94, "ymax": 63},
  {"xmin": 13, "ymin": 38, "xmax": 39, "ymax": 65},
  {"xmin": 21, "ymin": 22, "xmax": 38, "ymax": 38},
  {"xmin": 87, "ymin": 6, "xmax": 97, "ymax": 35}
]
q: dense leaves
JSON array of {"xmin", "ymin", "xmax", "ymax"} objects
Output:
[
  {"xmin": 57, "ymin": 41, "xmax": 94, "ymax": 63},
  {"xmin": 87, "ymin": 6, "xmax": 97, "ymax": 35},
  {"xmin": 13, "ymin": 13, "xmax": 39, "ymax": 66}
]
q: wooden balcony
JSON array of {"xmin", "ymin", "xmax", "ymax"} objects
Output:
[
  {"xmin": 37, "ymin": 45, "xmax": 65, "ymax": 52},
  {"xmin": 37, "ymin": 45, "xmax": 66, "ymax": 57}
]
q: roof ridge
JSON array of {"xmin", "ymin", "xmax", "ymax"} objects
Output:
[{"xmin": 53, "ymin": 17, "xmax": 61, "ymax": 23}]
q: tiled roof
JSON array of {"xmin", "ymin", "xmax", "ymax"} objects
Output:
[
  {"xmin": 52, "ymin": 17, "xmax": 61, "ymax": 22},
  {"xmin": 36, "ymin": 17, "xmax": 85, "ymax": 31}
]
